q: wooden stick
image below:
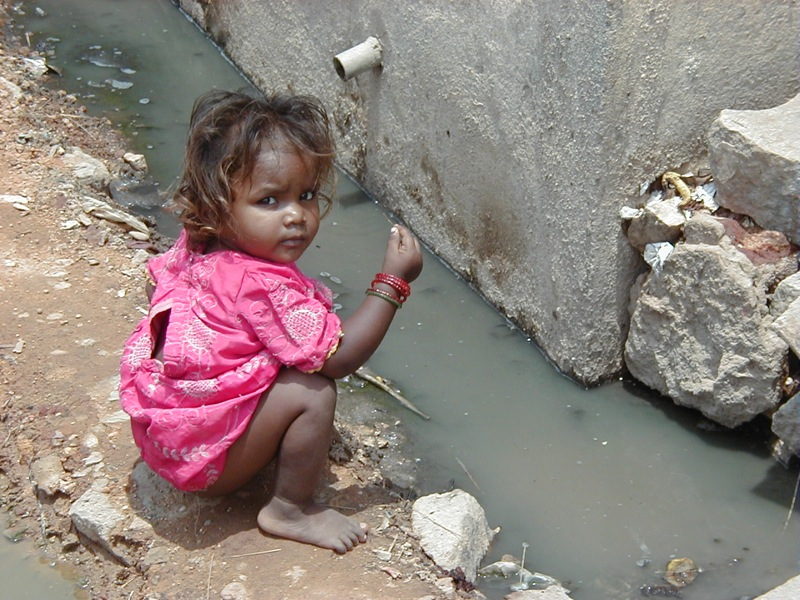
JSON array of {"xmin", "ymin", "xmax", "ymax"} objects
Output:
[
  {"xmin": 455, "ymin": 456, "xmax": 481, "ymax": 492},
  {"xmin": 354, "ymin": 366, "xmax": 430, "ymax": 420},
  {"xmin": 205, "ymin": 552, "xmax": 214, "ymax": 600},
  {"xmin": 782, "ymin": 468, "xmax": 800, "ymax": 533},
  {"xmin": 224, "ymin": 548, "xmax": 282, "ymax": 559}
]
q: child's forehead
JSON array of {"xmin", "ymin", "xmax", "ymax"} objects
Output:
[{"xmin": 251, "ymin": 140, "xmax": 319, "ymax": 180}]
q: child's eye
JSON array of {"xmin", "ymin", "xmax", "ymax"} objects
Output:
[
  {"xmin": 258, "ymin": 196, "xmax": 278, "ymax": 206},
  {"xmin": 300, "ymin": 191, "xmax": 317, "ymax": 202}
]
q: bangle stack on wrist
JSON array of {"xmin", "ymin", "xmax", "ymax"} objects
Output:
[{"xmin": 365, "ymin": 272, "xmax": 411, "ymax": 309}]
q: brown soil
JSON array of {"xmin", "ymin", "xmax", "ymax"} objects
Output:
[{"xmin": 0, "ymin": 12, "xmax": 469, "ymax": 600}]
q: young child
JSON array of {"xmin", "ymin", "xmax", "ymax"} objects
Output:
[{"xmin": 119, "ymin": 89, "xmax": 423, "ymax": 553}]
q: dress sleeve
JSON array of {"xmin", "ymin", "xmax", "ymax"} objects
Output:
[{"xmin": 237, "ymin": 270, "xmax": 342, "ymax": 373}]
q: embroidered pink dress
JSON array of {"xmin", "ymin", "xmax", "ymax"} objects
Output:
[{"xmin": 119, "ymin": 230, "xmax": 342, "ymax": 491}]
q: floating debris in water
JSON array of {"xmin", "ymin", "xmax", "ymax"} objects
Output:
[
  {"xmin": 106, "ymin": 79, "xmax": 133, "ymax": 90},
  {"xmin": 640, "ymin": 583, "xmax": 682, "ymax": 597},
  {"xmin": 81, "ymin": 46, "xmax": 124, "ymax": 69},
  {"xmin": 478, "ymin": 554, "xmax": 563, "ymax": 593},
  {"xmin": 636, "ymin": 542, "xmax": 652, "ymax": 567},
  {"xmin": 663, "ymin": 557, "xmax": 699, "ymax": 588},
  {"xmin": 138, "ymin": 98, "xmax": 151, "ymax": 104}
]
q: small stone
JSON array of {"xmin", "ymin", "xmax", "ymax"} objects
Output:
[
  {"xmin": 30, "ymin": 454, "xmax": 67, "ymax": 496},
  {"xmin": 128, "ymin": 230, "xmax": 150, "ymax": 241},
  {"xmin": 220, "ymin": 581, "xmax": 249, "ymax": 600}
]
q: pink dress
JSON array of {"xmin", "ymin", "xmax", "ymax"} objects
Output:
[{"xmin": 119, "ymin": 230, "xmax": 342, "ymax": 492}]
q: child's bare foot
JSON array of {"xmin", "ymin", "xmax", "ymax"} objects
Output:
[{"xmin": 257, "ymin": 496, "xmax": 369, "ymax": 553}]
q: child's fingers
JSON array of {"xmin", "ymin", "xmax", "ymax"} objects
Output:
[{"xmin": 390, "ymin": 224, "xmax": 415, "ymax": 250}]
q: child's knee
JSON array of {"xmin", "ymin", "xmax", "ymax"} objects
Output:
[
  {"xmin": 280, "ymin": 368, "xmax": 336, "ymax": 413},
  {"xmin": 309, "ymin": 372, "xmax": 337, "ymax": 410}
]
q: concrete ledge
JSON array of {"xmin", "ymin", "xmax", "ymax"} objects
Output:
[{"xmin": 755, "ymin": 575, "xmax": 800, "ymax": 600}]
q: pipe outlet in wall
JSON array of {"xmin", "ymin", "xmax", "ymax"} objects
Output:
[{"xmin": 333, "ymin": 36, "xmax": 383, "ymax": 81}]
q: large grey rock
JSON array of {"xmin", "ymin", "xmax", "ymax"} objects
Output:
[
  {"xmin": 754, "ymin": 574, "xmax": 800, "ymax": 600},
  {"xmin": 130, "ymin": 461, "xmax": 218, "ymax": 521},
  {"xmin": 411, "ymin": 489, "xmax": 495, "ymax": 582},
  {"xmin": 30, "ymin": 454, "xmax": 72, "ymax": 496},
  {"xmin": 507, "ymin": 588, "xmax": 573, "ymax": 600},
  {"xmin": 771, "ymin": 271, "xmax": 800, "ymax": 319},
  {"xmin": 708, "ymin": 94, "xmax": 800, "ymax": 244},
  {"xmin": 68, "ymin": 479, "xmax": 129, "ymax": 564},
  {"xmin": 771, "ymin": 394, "xmax": 799, "ymax": 456},
  {"xmin": 772, "ymin": 297, "xmax": 800, "ymax": 358},
  {"xmin": 60, "ymin": 147, "xmax": 111, "ymax": 192},
  {"xmin": 625, "ymin": 214, "xmax": 788, "ymax": 427},
  {"xmin": 623, "ymin": 199, "xmax": 687, "ymax": 252}
]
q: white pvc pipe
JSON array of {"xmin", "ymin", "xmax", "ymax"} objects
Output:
[{"xmin": 333, "ymin": 36, "xmax": 383, "ymax": 81}]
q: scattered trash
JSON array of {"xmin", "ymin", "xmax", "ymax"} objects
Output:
[
  {"xmin": 636, "ymin": 542, "xmax": 652, "ymax": 567},
  {"xmin": 80, "ymin": 196, "xmax": 149, "ymax": 236},
  {"xmin": 643, "ymin": 242, "xmax": 674, "ymax": 275},
  {"xmin": 478, "ymin": 554, "xmax": 563, "ymax": 592},
  {"xmin": 620, "ymin": 206, "xmax": 644, "ymax": 220},
  {"xmin": 380, "ymin": 565, "xmax": 402, "ymax": 579},
  {"xmin": 693, "ymin": 182, "xmax": 718, "ymax": 211},
  {"xmin": 106, "ymin": 79, "xmax": 133, "ymax": 90},
  {"xmin": 661, "ymin": 171, "xmax": 693, "ymax": 207},
  {"xmin": 640, "ymin": 583, "xmax": 682, "ymax": 597},
  {"xmin": 663, "ymin": 557, "xmax": 699, "ymax": 588},
  {"xmin": 0, "ymin": 194, "xmax": 28, "ymax": 204}
]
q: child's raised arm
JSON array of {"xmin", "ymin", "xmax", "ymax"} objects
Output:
[{"xmin": 320, "ymin": 224, "xmax": 423, "ymax": 379}]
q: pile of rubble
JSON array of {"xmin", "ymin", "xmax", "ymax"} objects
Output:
[{"xmin": 621, "ymin": 94, "xmax": 799, "ymax": 463}]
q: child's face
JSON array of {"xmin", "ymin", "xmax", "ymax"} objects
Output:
[{"xmin": 225, "ymin": 138, "xmax": 321, "ymax": 264}]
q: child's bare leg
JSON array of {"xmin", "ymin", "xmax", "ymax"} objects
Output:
[{"xmin": 204, "ymin": 368, "xmax": 368, "ymax": 553}]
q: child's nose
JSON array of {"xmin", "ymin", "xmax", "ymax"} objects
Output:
[{"xmin": 283, "ymin": 202, "xmax": 305, "ymax": 224}]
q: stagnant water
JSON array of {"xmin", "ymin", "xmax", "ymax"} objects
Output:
[{"xmin": 9, "ymin": 1, "xmax": 799, "ymax": 598}]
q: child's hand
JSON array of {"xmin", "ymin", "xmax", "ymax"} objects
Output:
[{"xmin": 381, "ymin": 225, "xmax": 423, "ymax": 283}]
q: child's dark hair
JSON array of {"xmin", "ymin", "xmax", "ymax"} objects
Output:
[{"xmin": 175, "ymin": 89, "xmax": 336, "ymax": 248}]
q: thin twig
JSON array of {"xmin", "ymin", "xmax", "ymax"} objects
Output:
[
  {"xmin": 224, "ymin": 548, "xmax": 282, "ymax": 559},
  {"xmin": 56, "ymin": 113, "xmax": 96, "ymax": 140},
  {"xmin": 519, "ymin": 542, "xmax": 529, "ymax": 584},
  {"xmin": 354, "ymin": 366, "xmax": 430, "ymax": 420},
  {"xmin": 57, "ymin": 112, "xmax": 97, "ymax": 119},
  {"xmin": 324, "ymin": 503, "xmax": 358, "ymax": 512},
  {"xmin": 781, "ymin": 468, "xmax": 800, "ymax": 533},
  {"xmin": 455, "ymin": 456, "xmax": 481, "ymax": 492},
  {"xmin": 206, "ymin": 551, "xmax": 214, "ymax": 600}
]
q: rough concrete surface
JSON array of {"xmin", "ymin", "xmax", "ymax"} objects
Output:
[{"xmin": 177, "ymin": 0, "xmax": 799, "ymax": 385}]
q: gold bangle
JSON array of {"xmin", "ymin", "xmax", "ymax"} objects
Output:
[{"xmin": 365, "ymin": 288, "xmax": 402, "ymax": 309}]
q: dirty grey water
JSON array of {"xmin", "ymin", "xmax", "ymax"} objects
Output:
[{"xmin": 9, "ymin": 1, "xmax": 799, "ymax": 598}]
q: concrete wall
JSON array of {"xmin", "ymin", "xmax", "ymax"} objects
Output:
[{"xmin": 178, "ymin": 0, "xmax": 799, "ymax": 385}]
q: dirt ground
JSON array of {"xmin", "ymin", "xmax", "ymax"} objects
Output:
[{"xmin": 0, "ymin": 13, "xmax": 476, "ymax": 600}]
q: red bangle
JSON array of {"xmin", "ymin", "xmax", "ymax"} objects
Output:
[{"xmin": 373, "ymin": 273, "xmax": 411, "ymax": 300}]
